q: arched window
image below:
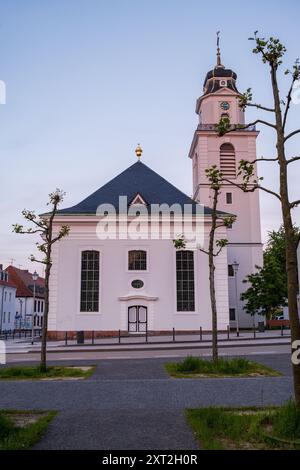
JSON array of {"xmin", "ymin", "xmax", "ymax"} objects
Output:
[
  {"xmin": 128, "ymin": 250, "xmax": 147, "ymax": 271},
  {"xmin": 176, "ymin": 251, "xmax": 195, "ymax": 312},
  {"xmin": 80, "ymin": 250, "xmax": 99, "ymax": 312},
  {"xmin": 220, "ymin": 143, "xmax": 236, "ymax": 179}
]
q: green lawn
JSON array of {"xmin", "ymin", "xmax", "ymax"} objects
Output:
[
  {"xmin": 0, "ymin": 410, "xmax": 56, "ymax": 450},
  {"xmin": 187, "ymin": 401, "xmax": 300, "ymax": 450},
  {"xmin": 0, "ymin": 365, "xmax": 95, "ymax": 380},
  {"xmin": 165, "ymin": 356, "xmax": 280, "ymax": 378}
]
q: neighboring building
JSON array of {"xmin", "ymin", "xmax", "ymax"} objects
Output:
[
  {"xmin": 47, "ymin": 46, "xmax": 265, "ymax": 338},
  {"xmin": 5, "ymin": 266, "xmax": 45, "ymax": 329},
  {"xmin": 0, "ymin": 264, "xmax": 17, "ymax": 331},
  {"xmin": 188, "ymin": 49, "xmax": 264, "ymax": 328}
]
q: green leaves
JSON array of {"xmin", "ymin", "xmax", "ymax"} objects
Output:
[
  {"xmin": 250, "ymin": 32, "xmax": 287, "ymax": 68},
  {"xmin": 237, "ymin": 159, "xmax": 261, "ymax": 191},
  {"xmin": 223, "ymin": 215, "xmax": 236, "ymax": 228},
  {"xmin": 173, "ymin": 235, "xmax": 186, "ymax": 250},
  {"xmin": 48, "ymin": 189, "xmax": 66, "ymax": 207},
  {"xmin": 216, "ymin": 239, "xmax": 228, "ymax": 249},
  {"xmin": 241, "ymin": 225, "xmax": 299, "ymax": 317},
  {"xmin": 205, "ymin": 165, "xmax": 223, "ymax": 190},
  {"xmin": 238, "ymin": 88, "xmax": 252, "ymax": 111},
  {"xmin": 216, "ymin": 116, "xmax": 231, "ymax": 136}
]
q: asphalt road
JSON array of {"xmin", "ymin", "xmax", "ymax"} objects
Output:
[
  {"xmin": 6, "ymin": 342, "xmax": 291, "ymax": 362},
  {"xmin": 0, "ymin": 353, "xmax": 294, "ymax": 450}
]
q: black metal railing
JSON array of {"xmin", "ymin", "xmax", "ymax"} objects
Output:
[
  {"xmin": 62, "ymin": 325, "xmax": 290, "ymax": 346},
  {"xmin": 197, "ymin": 124, "xmax": 257, "ymax": 132},
  {"xmin": 0, "ymin": 328, "xmax": 42, "ymax": 341}
]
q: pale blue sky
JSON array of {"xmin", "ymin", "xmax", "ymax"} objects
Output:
[{"xmin": 0, "ymin": 0, "xmax": 299, "ymax": 273}]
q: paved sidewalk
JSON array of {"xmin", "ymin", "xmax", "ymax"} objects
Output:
[
  {"xmin": 34, "ymin": 410, "xmax": 198, "ymax": 450},
  {"xmin": 3, "ymin": 329, "xmax": 291, "ymax": 354},
  {"xmin": 0, "ymin": 354, "xmax": 294, "ymax": 450}
]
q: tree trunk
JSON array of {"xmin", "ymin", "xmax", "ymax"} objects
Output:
[
  {"xmin": 271, "ymin": 65, "xmax": 300, "ymax": 406},
  {"xmin": 40, "ymin": 261, "xmax": 50, "ymax": 372},
  {"xmin": 40, "ymin": 209, "xmax": 55, "ymax": 372},
  {"xmin": 209, "ymin": 252, "xmax": 218, "ymax": 362},
  {"xmin": 209, "ymin": 188, "xmax": 219, "ymax": 362}
]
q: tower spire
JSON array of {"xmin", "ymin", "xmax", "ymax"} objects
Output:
[{"xmin": 216, "ymin": 31, "xmax": 224, "ymax": 68}]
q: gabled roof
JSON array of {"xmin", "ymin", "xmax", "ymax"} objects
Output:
[
  {"xmin": 57, "ymin": 161, "xmax": 224, "ymax": 216},
  {"xmin": 0, "ymin": 279, "xmax": 17, "ymax": 289},
  {"xmin": 5, "ymin": 266, "xmax": 45, "ymax": 298}
]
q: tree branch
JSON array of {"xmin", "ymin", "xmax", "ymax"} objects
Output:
[
  {"xmin": 222, "ymin": 178, "xmax": 282, "ymax": 202},
  {"xmin": 15, "ymin": 228, "xmax": 45, "ymax": 235},
  {"xmin": 290, "ymin": 200, "xmax": 300, "ymax": 209},
  {"xmin": 287, "ymin": 156, "xmax": 300, "ymax": 165},
  {"xmin": 220, "ymin": 119, "xmax": 277, "ymax": 135},
  {"xmin": 246, "ymin": 102, "xmax": 275, "ymax": 112},
  {"xmin": 199, "ymin": 247, "xmax": 225, "ymax": 257},
  {"xmin": 213, "ymin": 246, "xmax": 225, "ymax": 257},
  {"xmin": 283, "ymin": 74, "xmax": 299, "ymax": 129},
  {"xmin": 26, "ymin": 218, "xmax": 47, "ymax": 230},
  {"xmin": 284, "ymin": 129, "xmax": 300, "ymax": 142},
  {"xmin": 30, "ymin": 257, "xmax": 47, "ymax": 265},
  {"xmin": 249, "ymin": 157, "xmax": 279, "ymax": 163}
]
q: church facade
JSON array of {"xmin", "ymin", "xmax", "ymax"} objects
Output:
[{"xmin": 48, "ymin": 52, "xmax": 263, "ymax": 339}]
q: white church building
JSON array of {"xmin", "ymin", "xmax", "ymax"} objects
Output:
[{"xmin": 48, "ymin": 51, "xmax": 263, "ymax": 339}]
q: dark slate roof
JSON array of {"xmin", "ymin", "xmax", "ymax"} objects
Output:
[
  {"xmin": 204, "ymin": 78, "xmax": 239, "ymax": 95},
  {"xmin": 204, "ymin": 67, "xmax": 237, "ymax": 86},
  {"xmin": 202, "ymin": 66, "xmax": 239, "ymax": 96},
  {"xmin": 57, "ymin": 161, "xmax": 227, "ymax": 216}
]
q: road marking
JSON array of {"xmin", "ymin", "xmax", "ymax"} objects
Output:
[{"xmin": 248, "ymin": 351, "xmax": 277, "ymax": 355}]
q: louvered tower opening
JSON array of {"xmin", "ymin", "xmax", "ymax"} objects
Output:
[{"xmin": 220, "ymin": 143, "xmax": 236, "ymax": 179}]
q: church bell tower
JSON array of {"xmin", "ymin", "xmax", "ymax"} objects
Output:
[{"xmin": 188, "ymin": 38, "xmax": 263, "ymax": 328}]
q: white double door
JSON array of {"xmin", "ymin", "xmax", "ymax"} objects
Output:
[{"xmin": 128, "ymin": 305, "xmax": 147, "ymax": 332}]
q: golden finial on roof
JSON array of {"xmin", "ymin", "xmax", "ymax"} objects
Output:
[
  {"xmin": 135, "ymin": 143, "xmax": 143, "ymax": 159},
  {"xmin": 216, "ymin": 31, "xmax": 224, "ymax": 68}
]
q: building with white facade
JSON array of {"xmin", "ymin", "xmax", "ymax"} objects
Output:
[
  {"xmin": 6, "ymin": 266, "xmax": 45, "ymax": 329},
  {"xmin": 0, "ymin": 264, "xmax": 17, "ymax": 332},
  {"xmin": 48, "ymin": 50, "xmax": 263, "ymax": 338}
]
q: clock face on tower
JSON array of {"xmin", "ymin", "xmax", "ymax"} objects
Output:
[{"xmin": 220, "ymin": 101, "xmax": 230, "ymax": 111}]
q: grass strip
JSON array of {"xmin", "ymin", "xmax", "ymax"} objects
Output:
[
  {"xmin": 165, "ymin": 356, "xmax": 280, "ymax": 378},
  {"xmin": 187, "ymin": 401, "xmax": 300, "ymax": 450},
  {"xmin": 0, "ymin": 410, "xmax": 56, "ymax": 450},
  {"xmin": 0, "ymin": 365, "xmax": 95, "ymax": 380}
]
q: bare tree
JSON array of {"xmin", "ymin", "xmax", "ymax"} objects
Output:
[
  {"xmin": 174, "ymin": 166, "xmax": 235, "ymax": 361},
  {"xmin": 217, "ymin": 33, "xmax": 300, "ymax": 406},
  {"xmin": 13, "ymin": 189, "xmax": 69, "ymax": 371}
]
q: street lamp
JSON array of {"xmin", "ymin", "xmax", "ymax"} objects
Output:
[
  {"xmin": 232, "ymin": 260, "xmax": 240, "ymax": 337},
  {"xmin": 31, "ymin": 271, "xmax": 39, "ymax": 345}
]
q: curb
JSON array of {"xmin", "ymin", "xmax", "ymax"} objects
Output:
[{"xmin": 22, "ymin": 339, "xmax": 291, "ymax": 354}]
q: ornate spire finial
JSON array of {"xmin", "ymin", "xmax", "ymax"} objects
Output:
[
  {"xmin": 216, "ymin": 31, "xmax": 224, "ymax": 68},
  {"xmin": 135, "ymin": 143, "xmax": 142, "ymax": 159}
]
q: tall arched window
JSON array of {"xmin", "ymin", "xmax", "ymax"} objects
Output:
[
  {"xmin": 176, "ymin": 250, "xmax": 195, "ymax": 312},
  {"xmin": 220, "ymin": 143, "xmax": 236, "ymax": 179},
  {"xmin": 128, "ymin": 250, "xmax": 147, "ymax": 271},
  {"xmin": 80, "ymin": 250, "xmax": 99, "ymax": 312}
]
